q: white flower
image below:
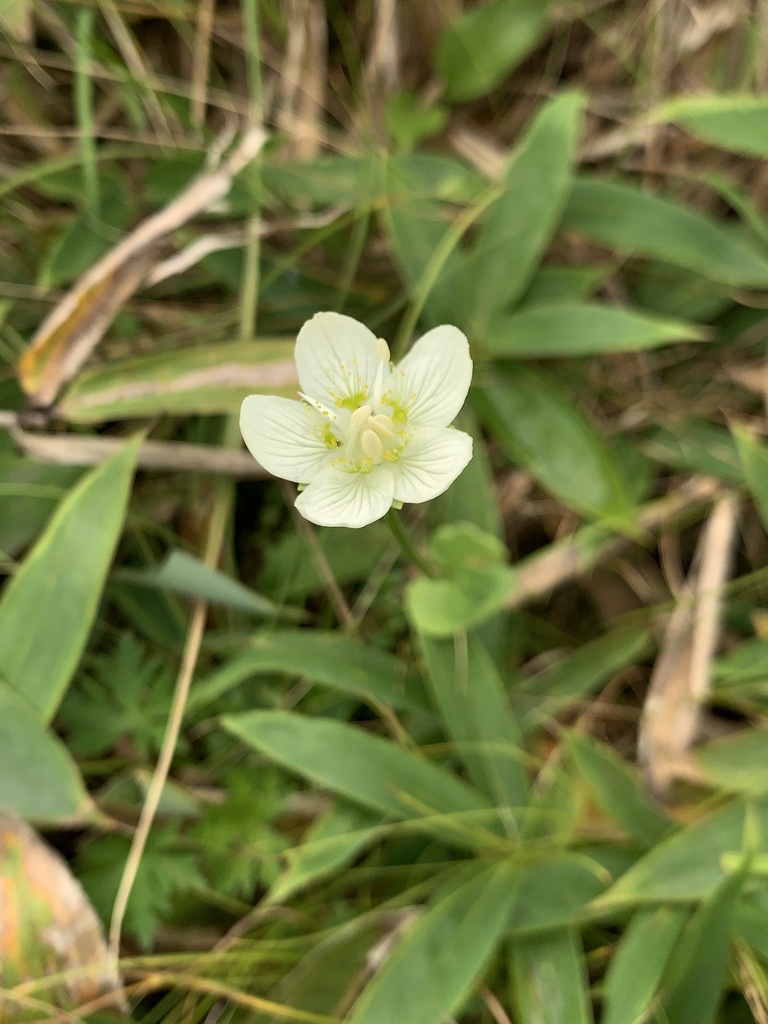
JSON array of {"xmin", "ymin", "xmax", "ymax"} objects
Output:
[{"xmin": 240, "ymin": 312, "xmax": 473, "ymax": 528}]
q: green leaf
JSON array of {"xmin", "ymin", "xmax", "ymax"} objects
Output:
[
  {"xmin": 734, "ymin": 426, "xmax": 768, "ymax": 531},
  {"xmin": 522, "ymin": 760, "xmax": 582, "ymax": 845},
  {"xmin": 0, "ymin": 455, "xmax": 81, "ymax": 558},
  {"xmin": 427, "ymin": 519, "xmax": 508, "ymax": 574},
  {"xmin": 511, "ymin": 928, "xmax": 593, "ymax": 1024},
  {"xmin": 485, "ymin": 302, "xmax": 703, "ymax": 357},
  {"xmin": 109, "ymin": 579, "xmax": 186, "ymax": 651},
  {"xmin": 698, "ymin": 170, "xmax": 768, "ymax": 249},
  {"xmin": 418, "ymin": 632, "xmax": 529, "ymax": 812},
  {"xmin": 473, "ymin": 368, "xmax": 632, "ymax": 520},
  {"xmin": 644, "ymin": 421, "xmax": 743, "ymax": 483},
  {"xmin": 714, "ymin": 637, "xmax": 768, "ymax": 692},
  {"xmin": 695, "ymin": 730, "xmax": 768, "ymax": 795},
  {"xmin": 563, "ymin": 177, "xmax": 768, "ymax": 288},
  {"xmin": 466, "ymin": 93, "xmax": 583, "ymax": 330},
  {"xmin": 0, "ymin": 436, "xmax": 140, "ymax": 721},
  {"xmin": 0, "ymin": 683, "xmax": 90, "ymax": 823},
  {"xmin": 435, "ymin": 0, "xmax": 552, "ymax": 102},
  {"xmin": 601, "ymin": 906, "xmax": 689, "ymax": 1024},
  {"xmin": 661, "ymin": 864, "xmax": 749, "ymax": 1024},
  {"xmin": 382, "ymin": 157, "xmax": 468, "ymax": 326},
  {"xmin": 117, "ymin": 550, "xmax": 301, "ymax": 620},
  {"xmin": 58, "ymin": 633, "xmax": 173, "ymax": 759},
  {"xmin": 58, "ymin": 339, "xmax": 296, "ymax": 422},
  {"xmin": 508, "ymin": 852, "xmax": 616, "ymax": 935},
  {"xmin": 386, "ymin": 90, "xmax": 448, "ymax": 152},
  {"xmin": 406, "ymin": 522, "xmax": 516, "ymax": 637},
  {"xmin": 565, "ymin": 732, "xmax": 672, "ymax": 848},
  {"xmin": 267, "ymin": 803, "xmax": 381, "ymax": 905},
  {"xmin": 520, "ymin": 264, "xmax": 607, "ymax": 306},
  {"xmin": 189, "ymin": 630, "xmax": 427, "ymax": 714},
  {"xmin": 405, "ymin": 574, "xmax": 513, "ymax": 640},
  {"xmin": 396, "ymin": 152, "xmax": 487, "ymax": 204},
  {"xmin": 429, "ymin": 409, "xmax": 503, "ymax": 539},
  {"xmin": 735, "ymin": 889, "xmax": 768, "ymax": 961},
  {"xmin": 193, "ymin": 769, "xmax": 287, "ymax": 898},
  {"xmin": 264, "ymin": 915, "xmax": 407, "ymax": 1021},
  {"xmin": 77, "ymin": 828, "xmax": 205, "ymax": 950},
  {"xmin": 595, "ymin": 794, "xmax": 768, "ymax": 907},
  {"xmin": 222, "ymin": 711, "xmax": 501, "ymax": 850},
  {"xmin": 653, "ymin": 94, "xmax": 768, "ymax": 158},
  {"xmin": 631, "ymin": 261, "xmax": 734, "ymax": 322},
  {"xmin": 346, "ymin": 861, "xmax": 517, "ymax": 1024},
  {"xmin": 266, "ymin": 151, "xmax": 486, "ymax": 208}
]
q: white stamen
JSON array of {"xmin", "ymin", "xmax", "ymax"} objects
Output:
[
  {"xmin": 361, "ymin": 429, "xmax": 383, "ymax": 460},
  {"xmin": 349, "ymin": 404, "xmax": 373, "ymax": 429},
  {"xmin": 299, "ymin": 391, "xmax": 338, "ymax": 421},
  {"xmin": 370, "ymin": 413, "xmax": 396, "ymax": 441},
  {"xmin": 375, "ymin": 337, "xmax": 390, "ymax": 364}
]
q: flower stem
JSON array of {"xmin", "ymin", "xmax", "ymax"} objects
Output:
[{"xmin": 386, "ymin": 509, "xmax": 435, "ymax": 577}]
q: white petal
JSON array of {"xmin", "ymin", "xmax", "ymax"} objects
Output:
[
  {"xmin": 240, "ymin": 395, "xmax": 332, "ymax": 483},
  {"xmin": 295, "ymin": 464, "xmax": 396, "ymax": 528},
  {"xmin": 390, "ymin": 325, "xmax": 472, "ymax": 427},
  {"xmin": 294, "ymin": 312, "xmax": 381, "ymax": 409},
  {"xmin": 392, "ymin": 427, "xmax": 473, "ymax": 504}
]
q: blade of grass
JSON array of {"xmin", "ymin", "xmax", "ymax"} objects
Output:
[{"xmin": 74, "ymin": 6, "xmax": 98, "ymax": 214}]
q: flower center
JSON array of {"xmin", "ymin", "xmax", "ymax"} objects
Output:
[
  {"xmin": 302, "ymin": 340, "xmax": 412, "ymax": 474},
  {"xmin": 333, "ymin": 403, "xmax": 405, "ymax": 474}
]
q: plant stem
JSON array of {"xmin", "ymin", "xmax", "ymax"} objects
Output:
[{"xmin": 386, "ymin": 508, "xmax": 435, "ymax": 577}]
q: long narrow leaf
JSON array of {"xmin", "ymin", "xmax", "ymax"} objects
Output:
[
  {"xmin": 223, "ymin": 711, "xmax": 503, "ymax": 850},
  {"xmin": 346, "ymin": 861, "xmax": 517, "ymax": 1024},
  {"xmin": 0, "ymin": 435, "xmax": 140, "ymax": 721},
  {"xmin": 418, "ymin": 633, "xmax": 528, "ymax": 817}
]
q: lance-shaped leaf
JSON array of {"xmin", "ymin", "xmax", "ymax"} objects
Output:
[
  {"xmin": 0, "ymin": 436, "xmax": 140, "ymax": 721},
  {"xmin": 58, "ymin": 339, "xmax": 296, "ymax": 423}
]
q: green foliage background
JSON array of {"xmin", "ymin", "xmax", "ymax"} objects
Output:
[{"xmin": 3, "ymin": 0, "xmax": 768, "ymax": 1021}]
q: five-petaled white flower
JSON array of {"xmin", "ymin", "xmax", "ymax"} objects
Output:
[{"xmin": 240, "ymin": 312, "xmax": 473, "ymax": 528}]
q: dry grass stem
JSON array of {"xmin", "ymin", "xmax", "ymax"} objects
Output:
[
  {"xmin": 277, "ymin": 0, "xmax": 327, "ymax": 158},
  {"xmin": 366, "ymin": 0, "xmax": 401, "ymax": 96},
  {"xmin": 282, "ymin": 481, "xmax": 354, "ymax": 628},
  {"xmin": 639, "ymin": 492, "xmax": 739, "ymax": 794},
  {"xmin": 191, "ymin": 0, "xmax": 217, "ymax": 129},
  {"xmin": 3, "ymin": 423, "xmax": 269, "ymax": 477}
]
